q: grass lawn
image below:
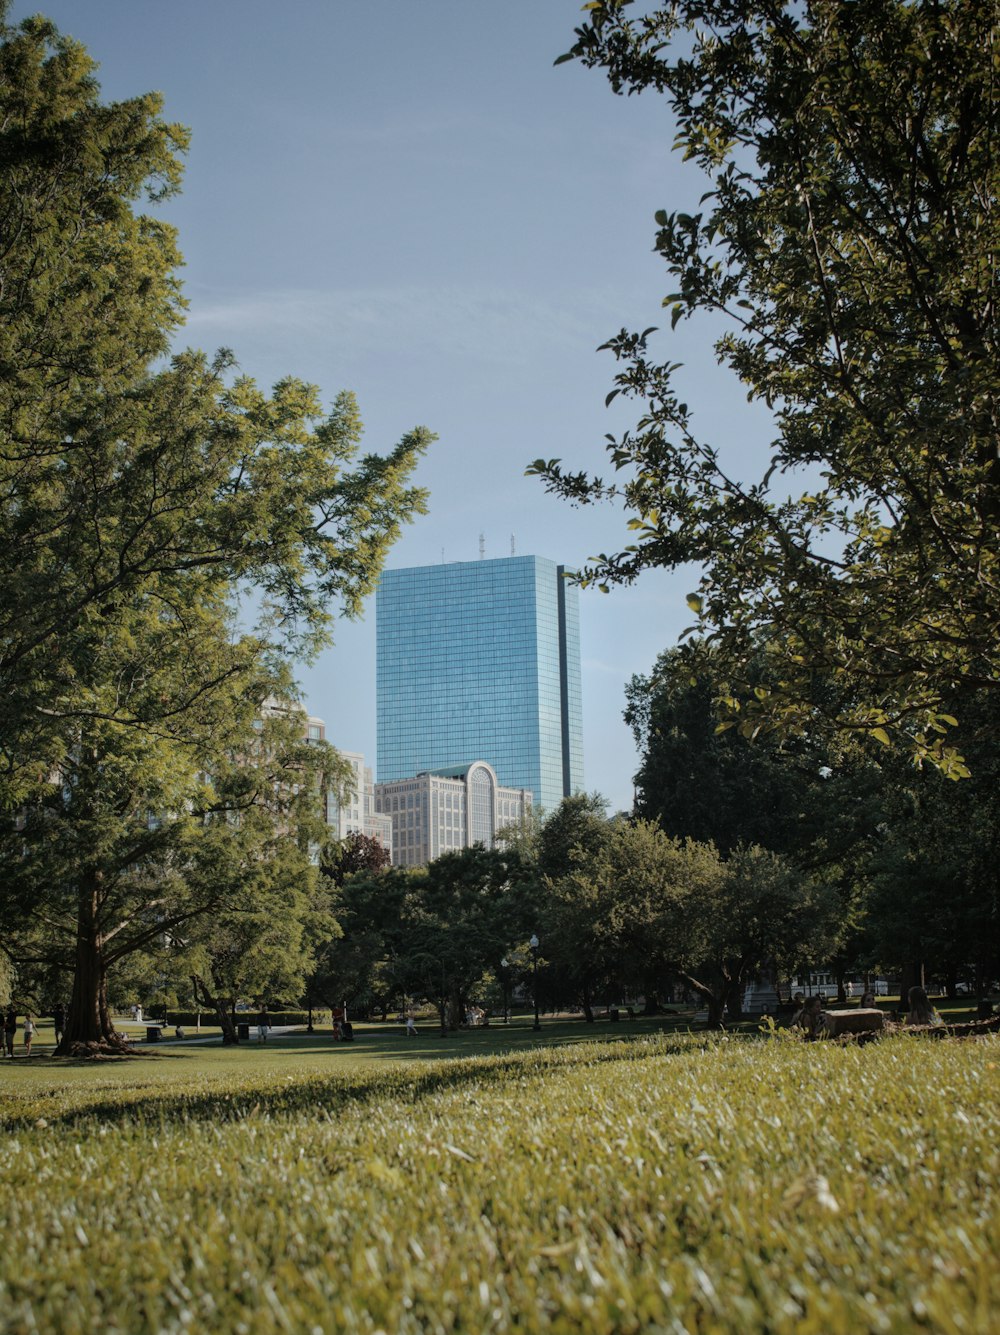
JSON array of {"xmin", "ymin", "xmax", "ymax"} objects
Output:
[
  {"xmin": 3, "ymin": 1000, "xmax": 986, "ymax": 1113},
  {"xmin": 2, "ymin": 1011, "xmax": 711, "ymax": 1105},
  {"xmin": 2, "ymin": 1014, "xmax": 996, "ymax": 1333}
]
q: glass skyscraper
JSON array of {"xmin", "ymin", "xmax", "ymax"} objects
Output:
[{"xmin": 376, "ymin": 555, "xmax": 584, "ymax": 814}]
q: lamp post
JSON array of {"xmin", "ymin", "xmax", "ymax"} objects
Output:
[
  {"xmin": 500, "ymin": 957, "xmax": 509, "ymax": 1024},
  {"xmin": 529, "ymin": 934, "xmax": 541, "ymax": 1032}
]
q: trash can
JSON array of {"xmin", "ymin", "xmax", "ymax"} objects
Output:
[
  {"xmin": 237, "ymin": 1022, "xmax": 250, "ymax": 1041},
  {"xmin": 145, "ymin": 1025, "xmax": 161, "ymax": 1042}
]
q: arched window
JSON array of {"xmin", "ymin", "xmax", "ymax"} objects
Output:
[{"xmin": 469, "ymin": 764, "xmax": 495, "ymax": 847}]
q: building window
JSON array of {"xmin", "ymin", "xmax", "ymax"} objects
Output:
[{"xmin": 469, "ymin": 765, "xmax": 495, "ymax": 847}]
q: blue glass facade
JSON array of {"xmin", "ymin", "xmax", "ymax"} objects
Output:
[{"xmin": 376, "ymin": 556, "xmax": 584, "ymax": 814}]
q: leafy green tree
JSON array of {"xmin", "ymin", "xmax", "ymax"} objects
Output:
[
  {"xmin": 0, "ymin": 11, "xmax": 431, "ymax": 1050},
  {"xmin": 529, "ymin": 793, "xmax": 615, "ymax": 1017},
  {"xmin": 323, "ymin": 866, "xmax": 420, "ymax": 1020},
  {"xmin": 540, "ymin": 865, "xmax": 616, "ymax": 1022},
  {"xmin": 324, "ymin": 846, "xmax": 533, "ymax": 1028},
  {"xmin": 861, "ymin": 691, "xmax": 1000, "ymax": 996},
  {"xmin": 303, "ymin": 832, "xmax": 393, "ymax": 1019},
  {"xmin": 404, "ymin": 846, "xmax": 533, "ymax": 1030},
  {"xmin": 658, "ymin": 843, "xmax": 841, "ymax": 1028},
  {"xmin": 541, "ymin": 809, "xmax": 843, "ymax": 1029},
  {"xmin": 626, "ymin": 646, "xmax": 823, "ymax": 856},
  {"xmin": 535, "ymin": 792, "xmax": 612, "ymax": 879},
  {"xmin": 4, "ymin": 703, "xmax": 336, "ymax": 1051},
  {"xmin": 626, "ymin": 644, "xmax": 891, "ymax": 881},
  {"xmin": 541, "ymin": 817, "xmax": 687, "ymax": 1019},
  {"xmin": 186, "ymin": 840, "xmax": 331, "ymax": 1045},
  {"xmin": 535, "ymin": 0, "xmax": 999, "ymax": 771}
]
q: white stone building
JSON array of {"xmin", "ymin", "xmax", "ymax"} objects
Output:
[
  {"xmin": 326, "ymin": 747, "xmax": 394, "ymax": 857},
  {"xmin": 374, "ymin": 760, "xmax": 531, "ymax": 867}
]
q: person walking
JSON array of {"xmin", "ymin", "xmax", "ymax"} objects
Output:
[
  {"xmin": 405, "ymin": 1014, "xmax": 417, "ymax": 1037},
  {"xmin": 257, "ymin": 1006, "xmax": 270, "ymax": 1043},
  {"xmin": 53, "ymin": 1003, "xmax": 65, "ymax": 1046},
  {"xmin": 3, "ymin": 1008, "xmax": 15, "ymax": 1058},
  {"xmin": 23, "ymin": 1013, "xmax": 35, "ymax": 1056}
]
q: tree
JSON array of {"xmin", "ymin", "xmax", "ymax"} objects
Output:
[
  {"xmin": 3, "ymin": 701, "xmax": 337, "ymax": 1051},
  {"xmin": 626, "ymin": 646, "xmax": 822, "ymax": 856},
  {"xmin": 315, "ymin": 865, "xmax": 417, "ymax": 1020},
  {"xmin": 303, "ymin": 832, "xmax": 392, "ymax": 1019},
  {"xmin": 535, "ymin": 792, "xmax": 612, "ymax": 880},
  {"xmin": 321, "ymin": 831, "xmax": 392, "ymax": 887},
  {"xmin": 404, "ymin": 846, "xmax": 533, "ymax": 1031},
  {"xmin": 0, "ymin": 11, "xmax": 431, "ymax": 1050},
  {"xmin": 860, "ymin": 690, "xmax": 1000, "ymax": 996},
  {"xmin": 186, "ymin": 834, "xmax": 332, "ymax": 1045},
  {"xmin": 0, "ymin": 6, "xmax": 430, "ymax": 799},
  {"xmin": 323, "ymin": 846, "xmax": 534, "ymax": 1028},
  {"xmin": 541, "ymin": 817, "xmax": 686, "ymax": 1019},
  {"xmin": 626, "ymin": 643, "xmax": 889, "ymax": 872},
  {"xmin": 658, "ymin": 842, "xmax": 841, "ymax": 1027},
  {"xmin": 534, "ymin": 0, "xmax": 1000, "ymax": 772}
]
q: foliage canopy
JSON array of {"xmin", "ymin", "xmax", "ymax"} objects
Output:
[
  {"xmin": 535, "ymin": 0, "xmax": 1000, "ymax": 772},
  {"xmin": 0, "ymin": 8, "xmax": 431, "ymax": 1047}
]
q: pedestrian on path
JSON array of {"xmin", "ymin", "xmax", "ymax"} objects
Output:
[
  {"xmin": 406, "ymin": 1015, "xmax": 417, "ymax": 1037},
  {"xmin": 257, "ymin": 1007, "xmax": 270, "ymax": 1043},
  {"xmin": 23, "ymin": 1013, "xmax": 35, "ymax": 1056},
  {"xmin": 3, "ymin": 1008, "xmax": 15, "ymax": 1057}
]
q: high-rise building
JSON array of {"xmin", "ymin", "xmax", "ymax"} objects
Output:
[{"xmin": 376, "ymin": 555, "xmax": 583, "ymax": 813}]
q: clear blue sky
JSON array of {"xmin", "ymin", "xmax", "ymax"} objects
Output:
[{"xmin": 17, "ymin": 1, "xmax": 773, "ymax": 812}]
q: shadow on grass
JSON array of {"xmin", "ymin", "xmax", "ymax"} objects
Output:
[{"xmin": 13, "ymin": 1023, "xmax": 730, "ymax": 1132}]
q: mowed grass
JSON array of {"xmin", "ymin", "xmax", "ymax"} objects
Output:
[
  {"xmin": 3, "ymin": 1012, "xmax": 703, "ymax": 1107},
  {"xmin": 1, "ymin": 1027, "xmax": 998, "ymax": 1334}
]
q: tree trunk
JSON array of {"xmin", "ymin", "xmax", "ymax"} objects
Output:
[
  {"xmin": 582, "ymin": 976, "xmax": 595, "ymax": 1023},
  {"xmin": 191, "ymin": 973, "xmax": 239, "ymax": 1043},
  {"xmin": 56, "ymin": 874, "xmax": 131, "ymax": 1055},
  {"xmin": 216, "ymin": 999, "xmax": 239, "ymax": 1044},
  {"xmin": 680, "ymin": 971, "xmax": 725, "ymax": 1030},
  {"xmin": 898, "ymin": 961, "xmax": 922, "ymax": 1016}
]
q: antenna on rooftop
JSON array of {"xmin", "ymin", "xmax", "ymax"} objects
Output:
[
  {"xmin": 479, "ymin": 532, "xmax": 485, "ymax": 559},
  {"xmin": 511, "ymin": 533, "xmax": 516, "ymax": 556}
]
